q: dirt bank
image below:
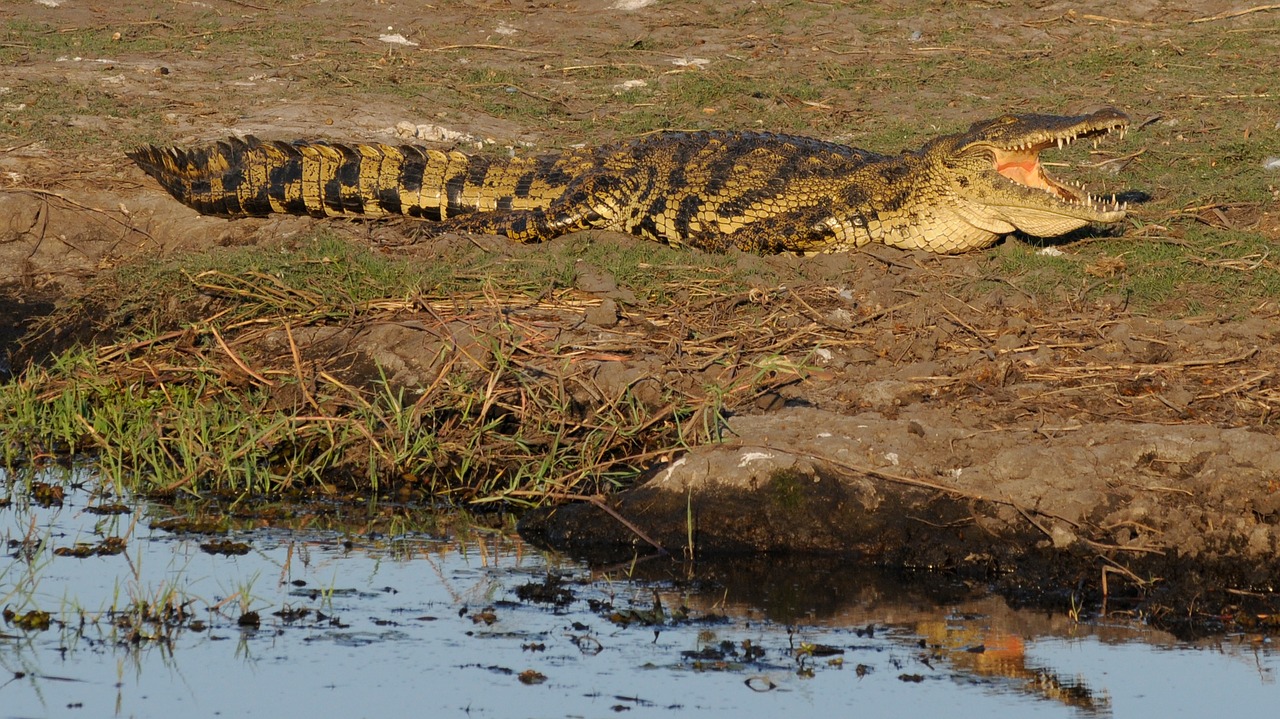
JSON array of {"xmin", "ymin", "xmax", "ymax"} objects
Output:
[{"xmin": 520, "ymin": 407, "xmax": 1280, "ymax": 633}]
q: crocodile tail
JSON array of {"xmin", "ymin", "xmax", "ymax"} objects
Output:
[{"xmin": 127, "ymin": 136, "xmax": 517, "ymax": 220}]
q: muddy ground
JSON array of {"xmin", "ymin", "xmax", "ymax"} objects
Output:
[{"xmin": 2, "ymin": 1, "xmax": 1280, "ymax": 627}]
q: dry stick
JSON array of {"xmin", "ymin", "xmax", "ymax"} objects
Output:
[
  {"xmin": 208, "ymin": 325, "xmax": 275, "ymax": 387},
  {"xmin": 428, "ymin": 43, "xmax": 550, "ymax": 54},
  {"xmin": 1190, "ymin": 4, "xmax": 1280, "ymax": 22},
  {"xmin": 1100, "ymin": 560, "xmax": 1149, "ymax": 596},
  {"xmin": 1079, "ymin": 14, "xmax": 1160, "ymax": 27},
  {"xmin": 785, "ymin": 287, "xmax": 846, "ymax": 332},
  {"xmin": 850, "ymin": 300, "xmax": 915, "ymax": 328},
  {"xmin": 283, "ymin": 322, "xmax": 321, "ymax": 413},
  {"xmin": 775, "ymin": 446, "xmax": 1055, "ymax": 514},
  {"xmin": 0, "ymin": 140, "xmax": 39, "ymax": 153},
  {"xmin": 937, "ymin": 298, "xmax": 990, "ymax": 345},
  {"xmin": 318, "ymin": 371, "xmax": 374, "ymax": 411},
  {"xmin": 73, "ymin": 413, "xmax": 112, "ymax": 450},
  {"xmin": 1194, "ymin": 370, "xmax": 1273, "ymax": 401},
  {"xmin": 520, "ymin": 492, "xmax": 668, "ymax": 555},
  {"xmin": 97, "ymin": 329, "xmax": 190, "ymax": 363},
  {"xmin": 141, "ymin": 359, "xmax": 175, "ymax": 404},
  {"xmin": 584, "ymin": 496, "xmax": 668, "ymax": 555},
  {"xmin": 819, "ymin": 44, "xmax": 994, "ymax": 57},
  {"xmin": 1224, "ymin": 587, "xmax": 1275, "ymax": 598},
  {"xmin": 173, "ymin": 23, "xmax": 258, "ymax": 40},
  {"xmin": 1170, "ymin": 201, "xmax": 1262, "ymax": 216},
  {"xmin": 208, "ymin": 591, "xmax": 244, "ymax": 614},
  {"xmin": 1041, "ymin": 346, "xmax": 1259, "ymax": 375},
  {"xmin": 557, "ymin": 62, "xmax": 654, "ymax": 73},
  {"xmin": 1080, "ymin": 531, "xmax": 1164, "ymax": 557},
  {"xmin": 1011, "ymin": 504, "xmax": 1086, "ymax": 554}
]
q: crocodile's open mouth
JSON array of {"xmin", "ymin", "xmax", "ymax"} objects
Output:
[{"xmin": 990, "ymin": 117, "xmax": 1128, "ymax": 215}]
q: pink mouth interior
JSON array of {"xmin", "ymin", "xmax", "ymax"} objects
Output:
[{"xmin": 992, "ymin": 145, "xmax": 1079, "ymax": 202}]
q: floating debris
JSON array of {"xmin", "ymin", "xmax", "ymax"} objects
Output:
[
  {"xmin": 200, "ymin": 539, "xmax": 251, "ymax": 556},
  {"xmin": 54, "ymin": 537, "xmax": 126, "ymax": 557}
]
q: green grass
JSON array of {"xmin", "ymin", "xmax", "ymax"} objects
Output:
[{"xmin": 987, "ymin": 220, "xmax": 1280, "ymax": 316}]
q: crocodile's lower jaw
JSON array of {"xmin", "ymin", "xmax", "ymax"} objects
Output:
[{"xmin": 999, "ymin": 205, "xmax": 1124, "ymax": 237}]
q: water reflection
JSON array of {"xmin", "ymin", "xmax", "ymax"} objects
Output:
[
  {"xmin": 1, "ymin": 469, "xmax": 1275, "ymax": 717},
  {"xmin": 595, "ymin": 555, "xmax": 1116, "ymax": 715}
]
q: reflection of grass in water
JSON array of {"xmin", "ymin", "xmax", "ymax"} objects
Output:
[
  {"xmin": 0, "ymin": 478, "xmax": 524, "ymax": 665},
  {"xmin": 108, "ymin": 579, "xmax": 198, "ymax": 650},
  {"xmin": 0, "ymin": 497, "xmax": 55, "ymax": 621},
  {"xmin": 0, "ymin": 504, "xmax": 198, "ymax": 657}
]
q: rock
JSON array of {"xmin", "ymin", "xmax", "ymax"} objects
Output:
[{"xmin": 584, "ymin": 298, "xmax": 620, "ymax": 327}]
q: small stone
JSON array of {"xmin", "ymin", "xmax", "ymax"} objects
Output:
[
  {"xmin": 993, "ymin": 333, "xmax": 1022, "ymax": 351},
  {"xmin": 584, "ymin": 298, "xmax": 619, "ymax": 328},
  {"xmin": 755, "ymin": 391, "xmax": 785, "ymax": 412},
  {"xmin": 1049, "ymin": 523, "xmax": 1077, "ymax": 549}
]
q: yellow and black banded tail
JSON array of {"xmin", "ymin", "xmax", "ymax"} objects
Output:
[{"xmin": 127, "ymin": 136, "xmax": 567, "ymax": 221}]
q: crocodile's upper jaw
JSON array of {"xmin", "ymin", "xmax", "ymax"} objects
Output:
[{"xmin": 934, "ymin": 108, "xmax": 1131, "ymax": 246}]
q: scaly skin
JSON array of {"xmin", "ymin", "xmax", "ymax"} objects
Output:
[{"xmin": 128, "ymin": 108, "xmax": 1130, "ymax": 254}]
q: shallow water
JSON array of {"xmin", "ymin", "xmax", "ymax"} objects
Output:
[{"xmin": 1, "ymin": 469, "xmax": 1276, "ymax": 718}]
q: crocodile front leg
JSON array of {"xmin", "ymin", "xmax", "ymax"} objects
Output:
[{"xmin": 723, "ymin": 206, "xmax": 874, "ymax": 255}]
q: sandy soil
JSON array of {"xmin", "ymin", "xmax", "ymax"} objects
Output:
[{"xmin": 2, "ymin": 1, "xmax": 1279, "ymax": 627}]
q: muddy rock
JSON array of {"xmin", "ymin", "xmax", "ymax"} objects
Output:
[
  {"xmin": 584, "ymin": 297, "xmax": 621, "ymax": 328},
  {"xmin": 521, "ymin": 406, "xmax": 1280, "ymax": 614}
]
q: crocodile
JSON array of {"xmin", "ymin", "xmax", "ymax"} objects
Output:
[{"xmin": 128, "ymin": 108, "xmax": 1130, "ymax": 255}]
